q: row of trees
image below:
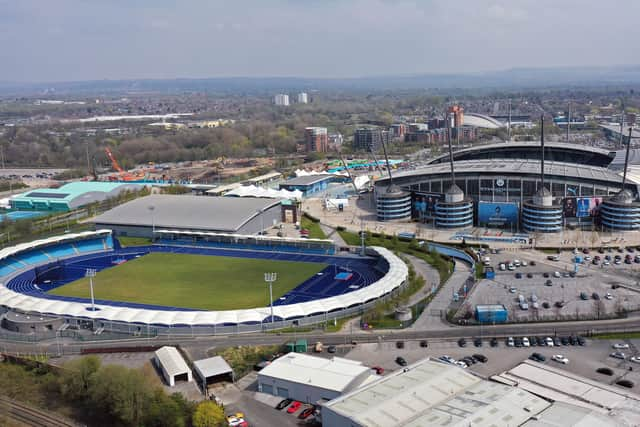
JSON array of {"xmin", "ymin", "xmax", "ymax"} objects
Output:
[{"xmin": 58, "ymin": 356, "xmax": 226, "ymax": 427}]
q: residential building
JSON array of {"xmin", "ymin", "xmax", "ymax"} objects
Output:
[
  {"xmin": 297, "ymin": 92, "xmax": 309, "ymax": 104},
  {"xmin": 305, "ymin": 127, "xmax": 328, "ymax": 152},
  {"xmin": 274, "ymin": 94, "xmax": 290, "ymax": 106},
  {"xmin": 353, "ymin": 128, "xmax": 390, "ymax": 151}
]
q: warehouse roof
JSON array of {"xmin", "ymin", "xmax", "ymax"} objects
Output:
[
  {"xmin": 193, "ymin": 356, "xmax": 232, "ymax": 379},
  {"xmin": 13, "ymin": 181, "xmax": 142, "ymax": 204},
  {"xmin": 324, "ymin": 358, "xmax": 550, "ymax": 427},
  {"xmin": 155, "ymin": 346, "xmax": 190, "ymax": 379},
  {"xmin": 259, "ymin": 353, "xmax": 372, "ymax": 394},
  {"xmin": 522, "ymin": 402, "xmax": 620, "ymax": 427},
  {"xmin": 92, "ymin": 195, "xmax": 281, "ymax": 232}
]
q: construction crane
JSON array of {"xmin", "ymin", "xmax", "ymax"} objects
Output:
[{"xmin": 104, "ymin": 147, "xmax": 146, "ymax": 182}]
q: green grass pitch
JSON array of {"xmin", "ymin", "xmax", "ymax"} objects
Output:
[{"xmin": 48, "ymin": 253, "xmax": 327, "ymax": 310}]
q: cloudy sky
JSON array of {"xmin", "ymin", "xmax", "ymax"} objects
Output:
[{"xmin": 1, "ymin": 0, "xmax": 639, "ymax": 82}]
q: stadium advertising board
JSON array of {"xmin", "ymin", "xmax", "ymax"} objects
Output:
[
  {"xmin": 412, "ymin": 192, "xmax": 442, "ymax": 220},
  {"xmin": 478, "ymin": 202, "xmax": 519, "ymax": 228},
  {"xmin": 562, "ymin": 197, "xmax": 603, "ymax": 218}
]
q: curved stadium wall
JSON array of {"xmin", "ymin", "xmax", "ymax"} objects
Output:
[{"xmin": 0, "ymin": 231, "xmax": 408, "ymax": 336}]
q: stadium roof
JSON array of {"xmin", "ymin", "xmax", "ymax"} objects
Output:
[
  {"xmin": 379, "ymin": 159, "xmax": 632, "ymax": 185},
  {"xmin": 323, "ymin": 358, "xmax": 550, "ymax": 427},
  {"xmin": 428, "ymin": 142, "xmax": 614, "ymax": 167},
  {"xmin": 0, "ymin": 231, "xmax": 407, "ymax": 326},
  {"xmin": 463, "ymin": 113, "xmax": 505, "ymax": 129},
  {"xmin": 92, "ymin": 195, "xmax": 282, "ymax": 232},
  {"xmin": 259, "ymin": 353, "xmax": 372, "ymax": 394},
  {"xmin": 154, "ymin": 346, "xmax": 190, "ymax": 378}
]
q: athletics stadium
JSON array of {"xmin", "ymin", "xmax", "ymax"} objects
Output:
[{"xmin": 0, "ymin": 229, "xmax": 406, "ymax": 336}]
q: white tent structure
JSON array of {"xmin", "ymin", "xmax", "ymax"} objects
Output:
[
  {"xmin": 295, "ymin": 169, "xmax": 349, "ymax": 178},
  {"xmin": 154, "ymin": 346, "xmax": 192, "ymax": 386},
  {"xmin": 224, "ymin": 185, "xmax": 303, "ymax": 200}
]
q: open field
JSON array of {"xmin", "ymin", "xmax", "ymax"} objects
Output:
[{"xmin": 48, "ymin": 252, "xmax": 327, "ymax": 310}]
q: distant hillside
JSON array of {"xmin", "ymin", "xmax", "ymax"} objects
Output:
[{"xmin": 2, "ymin": 65, "xmax": 640, "ymax": 96}]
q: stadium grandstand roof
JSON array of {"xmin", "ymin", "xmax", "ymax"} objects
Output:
[
  {"xmin": 11, "ymin": 181, "xmax": 143, "ymax": 211},
  {"xmin": 281, "ymin": 175, "xmax": 335, "ymax": 186},
  {"xmin": 428, "ymin": 142, "xmax": 615, "ymax": 167},
  {"xmin": 381, "ymin": 159, "xmax": 631, "ymax": 184},
  {"xmin": 322, "ymin": 358, "xmax": 550, "ymax": 427},
  {"xmin": 0, "ymin": 231, "xmax": 407, "ymax": 326},
  {"xmin": 463, "ymin": 112, "xmax": 505, "ymax": 129},
  {"xmin": 259, "ymin": 353, "xmax": 372, "ymax": 394},
  {"xmin": 91, "ymin": 195, "xmax": 282, "ymax": 233}
]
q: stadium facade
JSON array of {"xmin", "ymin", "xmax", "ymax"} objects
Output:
[{"xmin": 375, "ymin": 143, "xmax": 640, "ymax": 231}]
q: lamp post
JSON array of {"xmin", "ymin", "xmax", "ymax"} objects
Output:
[
  {"xmin": 265, "ymin": 272, "xmax": 277, "ymax": 323},
  {"xmin": 86, "ymin": 268, "xmax": 97, "ymax": 311},
  {"xmin": 148, "ymin": 205, "xmax": 155, "ymax": 239}
]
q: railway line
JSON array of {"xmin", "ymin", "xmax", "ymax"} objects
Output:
[{"xmin": 0, "ymin": 396, "xmax": 80, "ymax": 427}]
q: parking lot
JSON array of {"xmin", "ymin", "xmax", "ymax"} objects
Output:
[
  {"xmin": 466, "ymin": 248, "xmax": 640, "ymax": 321},
  {"xmin": 341, "ymin": 337, "xmax": 640, "ymax": 391}
]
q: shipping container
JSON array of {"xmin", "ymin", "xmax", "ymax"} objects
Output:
[{"xmin": 475, "ymin": 304, "xmax": 508, "ymax": 323}]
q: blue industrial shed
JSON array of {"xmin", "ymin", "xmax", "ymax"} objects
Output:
[{"xmin": 475, "ymin": 304, "xmax": 508, "ymax": 323}]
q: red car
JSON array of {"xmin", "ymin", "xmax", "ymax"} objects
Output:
[
  {"xmin": 372, "ymin": 366, "xmax": 384, "ymax": 375},
  {"xmin": 287, "ymin": 401, "xmax": 302, "ymax": 414}
]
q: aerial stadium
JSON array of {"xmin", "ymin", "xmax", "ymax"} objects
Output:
[
  {"xmin": 0, "ymin": 229, "xmax": 407, "ymax": 335},
  {"xmin": 374, "ymin": 142, "xmax": 640, "ymax": 232}
]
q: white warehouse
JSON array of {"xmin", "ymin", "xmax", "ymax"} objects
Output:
[{"xmin": 257, "ymin": 353, "xmax": 376, "ymax": 404}]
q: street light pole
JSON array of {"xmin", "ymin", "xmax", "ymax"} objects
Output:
[
  {"xmin": 265, "ymin": 272, "xmax": 277, "ymax": 323},
  {"xmin": 86, "ymin": 268, "xmax": 97, "ymax": 311}
]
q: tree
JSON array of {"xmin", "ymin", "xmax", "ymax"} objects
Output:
[
  {"xmin": 59, "ymin": 355, "xmax": 101, "ymax": 402},
  {"xmin": 89, "ymin": 364, "xmax": 151, "ymax": 426},
  {"xmin": 192, "ymin": 401, "xmax": 226, "ymax": 427}
]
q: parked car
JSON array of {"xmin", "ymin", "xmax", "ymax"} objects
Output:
[
  {"xmin": 490, "ymin": 337, "xmax": 498, "ymax": 347},
  {"xmin": 458, "ymin": 338, "xmax": 467, "ymax": 347},
  {"xmin": 396, "ymin": 356, "xmax": 407, "ymax": 366},
  {"xmin": 522, "ymin": 337, "xmax": 530, "ymax": 347},
  {"xmin": 553, "ymin": 271, "xmax": 561, "ymax": 278},
  {"xmin": 473, "ymin": 337, "xmax": 482, "ymax": 347},
  {"xmin": 227, "ymin": 416, "xmax": 249, "ymax": 427},
  {"xmin": 327, "ymin": 345, "xmax": 337, "ymax": 353},
  {"xmin": 396, "ymin": 341, "xmax": 404, "ymax": 349},
  {"xmin": 545, "ymin": 280, "xmax": 553, "ymax": 286},
  {"xmin": 552, "ymin": 354, "xmax": 569, "ymax": 364},
  {"xmin": 577, "ymin": 336, "xmax": 586, "ymax": 346},
  {"xmin": 507, "ymin": 337, "xmax": 515, "ymax": 347},
  {"xmin": 610, "ymin": 352, "xmax": 626, "ymax": 360},
  {"xmin": 612, "ymin": 343, "xmax": 630, "ymax": 349},
  {"xmin": 580, "ymin": 292, "xmax": 589, "ymax": 300},
  {"xmin": 371, "ymin": 366, "xmax": 385, "ymax": 375},
  {"xmin": 515, "ymin": 272, "xmax": 522, "ymax": 279},
  {"xmin": 545, "ymin": 337, "xmax": 554, "ymax": 347},
  {"xmin": 472, "ymin": 354, "xmax": 488, "ymax": 363},
  {"xmin": 630, "ymin": 356, "xmax": 640, "ymax": 364},
  {"xmin": 287, "ymin": 401, "xmax": 302, "ymax": 414},
  {"xmin": 543, "ymin": 272, "xmax": 550, "ymax": 278},
  {"xmin": 298, "ymin": 406, "xmax": 316, "ymax": 419},
  {"xmin": 526, "ymin": 272, "xmax": 533, "ymax": 278},
  {"xmin": 276, "ymin": 399, "xmax": 293, "ymax": 410},
  {"xmin": 529, "ymin": 352, "xmax": 546, "ymax": 362},
  {"xmin": 419, "ymin": 340, "xmax": 428, "ymax": 348},
  {"xmin": 605, "ymin": 293, "xmax": 613, "ymax": 300}
]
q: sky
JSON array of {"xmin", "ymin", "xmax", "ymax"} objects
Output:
[{"xmin": 1, "ymin": 0, "xmax": 639, "ymax": 82}]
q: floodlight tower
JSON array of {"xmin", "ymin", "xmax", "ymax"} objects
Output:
[
  {"xmin": 86, "ymin": 268, "xmax": 97, "ymax": 311},
  {"xmin": 264, "ymin": 272, "xmax": 277, "ymax": 323}
]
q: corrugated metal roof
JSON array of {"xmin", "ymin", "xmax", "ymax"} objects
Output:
[
  {"xmin": 92, "ymin": 194, "xmax": 282, "ymax": 232},
  {"xmin": 324, "ymin": 358, "xmax": 550, "ymax": 427},
  {"xmin": 155, "ymin": 346, "xmax": 190, "ymax": 378},
  {"xmin": 193, "ymin": 356, "xmax": 232, "ymax": 378},
  {"xmin": 259, "ymin": 353, "xmax": 371, "ymax": 393}
]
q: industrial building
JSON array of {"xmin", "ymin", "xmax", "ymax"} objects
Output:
[
  {"xmin": 92, "ymin": 194, "xmax": 284, "ymax": 237},
  {"xmin": 154, "ymin": 346, "xmax": 192, "ymax": 387},
  {"xmin": 321, "ymin": 358, "xmax": 550, "ymax": 427},
  {"xmin": 493, "ymin": 360, "xmax": 640, "ymax": 426},
  {"xmin": 305, "ymin": 127, "xmax": 328, "ymax": 152},
  {"xmin": 257, "ymin": 353, "xmax": 376, "ymax": 404},
  {"xmin": 10, "ymin": 181, "xmax": 143, "ymax": 212},
  {"xmin": 279, "ymin": 175, "xmax": 335, "ymax": 196},
  {"xmin": 475, "ymin": 304, "xmax": 508, "ymax": 323}
]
